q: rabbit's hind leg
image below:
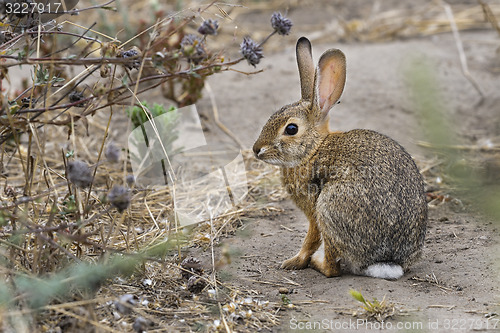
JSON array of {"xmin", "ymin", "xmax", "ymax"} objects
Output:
[
  {"xmin": 310, "ymin": 236, "xmax": 341, "ymax": 277},
  {"xmin": 281, "ymin": 217, "xmax": 321, "ymax": 270}
]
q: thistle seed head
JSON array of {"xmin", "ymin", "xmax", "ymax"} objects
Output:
[
  {"xmin": 198, "ymin": 19, "xmax": 219, "ymax": 35},
  {"xmin": 105, "ymin": 143, "xmax": 121, "ymax": 163},
  {"xmin": 180, "ymin": 34, "xmax": 207, "ymax": 64},
  {"xmin": 126, "ymin": 174, "xmax": 135, "ymax": 187},
  {"xmin": 271, "ymin": 12, "xmax": 293, "ymax": 36},
  {"xmin": 240, "ymin": 37, "xmax": 263, "ymax": 67},
  {"xmin": 67, "ymin": 160, "xmax": 92, "ymax": 188},
  {"xmin": 107, "ymin": 185, "xmax": 130, "ymax": 212},
  {"xmin": 180, "ymin": 257, "xmax": 203, "ymax": 280}
]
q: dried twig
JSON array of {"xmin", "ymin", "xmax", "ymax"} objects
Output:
[
  {"xmin": 440, "ymin": 0, "xmax": 485, "ymax": 103},
  {"xmin": 478, "ymin": 0, "xmax": 500, "ymax": 36}
]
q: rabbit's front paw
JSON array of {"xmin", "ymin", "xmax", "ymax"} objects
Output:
[{"xmin": 281, "ymin": 254, "xmax": 310, "ymax": 270}]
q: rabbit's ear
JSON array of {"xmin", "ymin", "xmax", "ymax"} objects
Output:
[
  {"xmin": 296, "ymin": 37, "xmax": 315, "ymax": 101},
  {"xmin": 315, "ymin": 49, "xmax": 346, "ymax": 119}
]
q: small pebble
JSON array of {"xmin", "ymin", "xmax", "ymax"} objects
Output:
[{"xmin": 278, "ymin": 287, "xmax": 290, "ymax": 294}]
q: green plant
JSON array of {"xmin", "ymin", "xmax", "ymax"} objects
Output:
[
  {"xmin": 126, "ymin": 101, "xmax": 177, "ymax": 129},
  {"xmin": 281, "ymin": 294, "xmax": 292, "ymax": 306},
  {"xmin": 126, "ymin": 101, "xmax": 182, "ymax": 160},
  {"xmin": 406, "ymin": 57, "xmax": 500, "ymax": 221},
  {"xmin": 349, "ymin": 289, "xmax": 395, "ymax": 322},
  {"xmin": 0, "ymin": 235, "xmax": 184, "ymax": 310},
  {"xmin": 61, "ymin": 195, "xmax": 77, "ymax": 216}
]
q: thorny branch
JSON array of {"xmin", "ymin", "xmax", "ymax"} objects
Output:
[{"xmin": 0, "ymin": 1, "xmax": 290, "ymax": 144}]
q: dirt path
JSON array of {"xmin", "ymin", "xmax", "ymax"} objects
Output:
[
  {"xmin": 200, "ymin": 203, "xmax": 498, "ymax": 332},
  {"xmin": 191, "ymin": 29, "xmax": 500, "ymax": 332}
]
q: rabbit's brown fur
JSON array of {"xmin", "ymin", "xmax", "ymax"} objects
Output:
[{"xmin": 253, "ymin": 37, "xmax": 427, "ymax": 278}]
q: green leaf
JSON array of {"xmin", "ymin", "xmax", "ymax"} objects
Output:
[
  {"xmin": 349, "ymin": 289, "xmax": 366, "ymax": 304},
  {"xmin": 281, "ymin": 294, "xmax": 291, "ymax": 305}
]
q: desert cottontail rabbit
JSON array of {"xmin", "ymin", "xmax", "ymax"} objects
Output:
[{"xmin": 253, "ymin": 37, "xmax": 427, "ymax": 279}]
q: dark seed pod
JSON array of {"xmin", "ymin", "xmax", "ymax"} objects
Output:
[
  {"xmin": 198, "ymin": 19, "xmax": 219, "ymax": 35},
  {"xmin": 180, "ymin": 257, "xmax": 203, "ymax": 280},
  {"xmin": 271, "ymin": 12, "xmax": 293, "ymax": 36},
  {"xmin": 187, "ymin": 275, "xmax": 207, "ymax": 293},
  {"xmin": 107, "ymin": 185, "xmax": 130, "ymax": 212},
  {"xmin": 126, "ymin": 174, "xmax": 135, "ymax": 187},
  {"xmin": 68, "ymin": 91, "xmax": 86, "ymax": 107},
  {"xmin": 180, "ymin": 34, "xmax": 207, "ymax": 65},
  {"xmin": 118, "ymin": 47, "xmax": 141, "ymax": 70},
  {"xmin": 67, "ymin": 160, "xmax": 92, "ymax": 188},
  {"xmin": 105, "ymin": 142, "xmax": 120, "ymax": 163},
  {"xmin": 240, "ymin": 37, "xmax": 263, "ymax": 67}
]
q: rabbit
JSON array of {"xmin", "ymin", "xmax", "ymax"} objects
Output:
[{"xmin": 252, "ymin": 37, "xmax": 427, "ymax": 279}]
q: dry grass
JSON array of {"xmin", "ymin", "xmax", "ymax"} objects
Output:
[
  {"xmin": 0, "ymin": 108, "xmax": 286, "ymax": 330},
  {"xmin": 0, "ymin": 96, "xmax": 285, "ymax": 329},
  {"xmin": 310, "ymin": 1, "xmax": 500, "ymax": 42},
  {"xmin": 0, "ymin": 0, "xmax": 290, "ymax": 330}
]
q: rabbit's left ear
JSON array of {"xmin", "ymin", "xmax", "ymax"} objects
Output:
[{"xmin": 315, "ymin": 49, "xmax": 346, "ymax": 119}]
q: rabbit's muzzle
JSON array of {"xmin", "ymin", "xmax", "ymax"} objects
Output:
[{"xmin": 253, "ymin": 145, "xmax": 266, "ymax": 159}]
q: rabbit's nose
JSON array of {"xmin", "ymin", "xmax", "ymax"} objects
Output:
[
  {"xmin": 253, "ymin": 145, "xmax": 261, "ymax": 157},
  {"xmin": 253, "ymin": 143, "xmax": 265, "ymax": 158}
]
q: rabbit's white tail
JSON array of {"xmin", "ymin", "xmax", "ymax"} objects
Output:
[{"xmin": 363, "ymin": 263, "xmax": 404, "ymax": 280}]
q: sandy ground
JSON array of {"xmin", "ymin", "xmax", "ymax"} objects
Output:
[{"xmin": 191, "ymin": 23, "xmax": 500, "ymax": 333}]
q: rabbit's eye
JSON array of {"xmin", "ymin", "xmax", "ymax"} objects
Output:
[{"xmin": 285, "ymin": 123, "xmax": 298, "ymax": 135}]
